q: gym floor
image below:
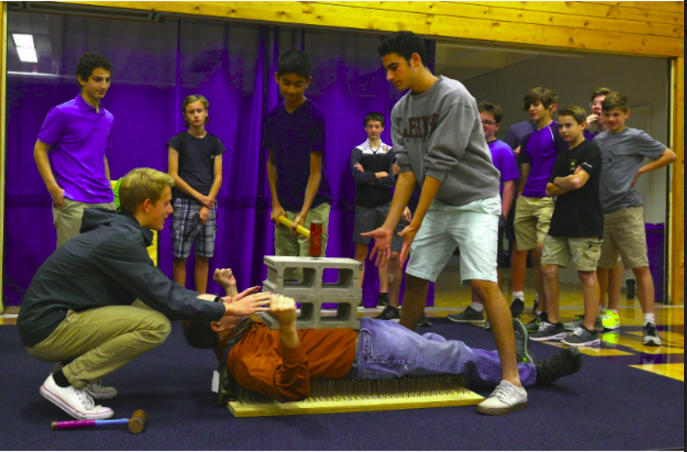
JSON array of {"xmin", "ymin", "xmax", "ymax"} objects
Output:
[{"xmin": 2, "ymin": 266, "xmax": 683, "ymax": 383}]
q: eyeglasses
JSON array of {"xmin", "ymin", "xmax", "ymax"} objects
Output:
[{"xmin": 481, "ymin": 120, "xmax": 497, "ymax": 126}]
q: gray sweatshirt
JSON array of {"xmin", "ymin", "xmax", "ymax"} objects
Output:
[{"xmin": 392, "ymin": 76, "xmax": 500, "ymax": 208}]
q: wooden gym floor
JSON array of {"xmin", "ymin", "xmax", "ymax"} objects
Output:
[{"xmin": 2, "ymin": 266, "xmax": 683, "ymax": 382}]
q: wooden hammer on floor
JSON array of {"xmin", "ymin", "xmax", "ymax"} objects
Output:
[{"xmin": 52, "ymin": 409, "xmax": 146, "ymax": 434}]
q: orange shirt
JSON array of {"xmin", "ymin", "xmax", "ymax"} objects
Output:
[{"xmin": 223, "ymin": 321, "xmax": 358, "ymax": 402}]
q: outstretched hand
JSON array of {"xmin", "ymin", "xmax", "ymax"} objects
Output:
[
  {"xmin": 361, "ymin": 227, "xmax": 393, "ymax": 267},
  {"xmin": 223, "ymin": 291, "xmax": 271, "ymax": 317},
  {"xmin": 398, "ymin": 223, "xmax": 419, "ymax": 265}
]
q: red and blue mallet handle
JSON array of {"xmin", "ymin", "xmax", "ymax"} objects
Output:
[{"xmin": 52, "ymin": 409, "xmax": 146, "ymax": 434}]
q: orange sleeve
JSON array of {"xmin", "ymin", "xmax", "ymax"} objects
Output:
[{"xmin": 231, "ymin": 344, "xmax": 312, "ymax": 403}]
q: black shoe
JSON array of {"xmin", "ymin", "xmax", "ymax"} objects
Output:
[
  {"xmin": 525, "ymin": 311, "xmax": 547, "ymax": 333},
  {"xmin": 513, "ymin": 319, "xmax": 535, "ymax": 364},
  {"xmin": 375, "ymin": 305, "xmax": 400, "ymax": 322},
  {"xmin": 642, "ymin": 323, "xmax": 663, "ymax": 346},
  {"xmin": 376, "ymin": 293, "xmax": 390, "ymax": 308},
  {"xmin": 510, "ymin": 298, "xmax": 525, "ymax": 318},
  {"xmin": 530, "ymin": 321, "xmax": 568, "ymax": 342},
  {"xmin": 447, "ymin": 306, "xmax": 485, "ymax": 324},
  {"xmin": 536, "ymin": 347, "xmax": 583, "ymax": 385},
  {"xmin": 418, "ymin": 312, "xmax": 432, "ymax": 328},
  {"xmin": 531, "ymin": 299, "xmax": 539, "ymax": 316}
]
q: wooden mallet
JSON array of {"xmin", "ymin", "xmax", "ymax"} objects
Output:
[{"xmin": 52, "ymin": 409, "xmax": 147, "ymax": 434}]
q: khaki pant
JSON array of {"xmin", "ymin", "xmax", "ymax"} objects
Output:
[
  {"xmin": 53, "ymin": 198, "xmax": 117, "ymax": 248},
  {"xmin": 514, "ymin": 196, "xmax": 555, "ymax": 251},
  {"xmin": 598, "ymin": 206, "xmax": 649, "ymax": 269},
  {"xmin": 275, "ymin": 203, "xmax": 331, "ymax": 281},
  {"xmin": 26, "ymin": 303, "xmax": 170, "ymax": 389},
  {"xmin": 541, "ymin": 235, "xmax": 603, "ymax": 272}
]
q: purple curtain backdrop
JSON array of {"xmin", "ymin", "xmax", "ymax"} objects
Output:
[{"xmin": 4, "ymin": 11, "xmax": 434, "ymax": 308}]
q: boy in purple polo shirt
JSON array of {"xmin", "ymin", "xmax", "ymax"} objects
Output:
[
  {"xmin": 263, "ymin": 49, "xmax": 332, "ymax": 282},
  {"xmin": 514, "ymin": 87, "xmax": 568, "ymax": 333},
  {"xmin": 449, "ymin": 101, "xmax": 519, "ymax": 329},
  {"xmin": 34, "ymin": 53, "xmax": 116, "ymax": 248}
]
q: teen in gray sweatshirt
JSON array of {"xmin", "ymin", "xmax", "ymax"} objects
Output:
[{"xmin": 363, "ymin": 31, "xmax": 528, "ymax": 417}]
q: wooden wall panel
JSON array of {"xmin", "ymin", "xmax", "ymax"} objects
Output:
[
  {"xmin": 672, "ymin": 57, "xmax": 684, "ymax": 304},
  {"xmin": 69, "ymin": 1, "xmax": 684, "ymax": 57},
  {"xmin": 0, "ymin": 2, "xmax": 6, "ymax": 314}
]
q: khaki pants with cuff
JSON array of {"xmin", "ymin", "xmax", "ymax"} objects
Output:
[{"xmin": 26, "ymin": 302, "xmax": 170, "ymax": 389}]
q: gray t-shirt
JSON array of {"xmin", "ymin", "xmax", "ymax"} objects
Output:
[
  {"xmin": 595, "ymin": 128, "xmax": 667, "ymax": 214},
  {"xmin": 391, "ymin": 76, "xmax": 500, "ymax": 208}
]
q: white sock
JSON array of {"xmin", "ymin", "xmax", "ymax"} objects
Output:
[
  {"xmin": 644, "ymin": 313, "xmax": 655, "ymax": 326},
  {"xmin": 598, "ymin": 305, "xmax": 605, "ymax": 315},
  {"xmin": 609, "ymin": 309, "xmax": 618, "ymax": 314},
  {"xmin": 512, "ymin": 291, "xmax": 524, "ymax": 301},
  {"xmin": 471, "ymin": 302, "xmax": 484, "ymax": 312},
  {"xmin": 536, "ymin": 310, "xmax": 544, "ymax": 316}
]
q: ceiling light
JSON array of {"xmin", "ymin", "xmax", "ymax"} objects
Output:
[
  {"xmin": 12, "ymin": 33, "xmax": 35, "ymax": 49},
  {"xmin": 17, "ymin": 47, "xmax": 38, "ymax": 63}
]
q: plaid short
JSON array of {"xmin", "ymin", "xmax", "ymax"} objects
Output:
[{"xmin": 172, "ymin": 198, "xmax": 217, "ymax": 259}]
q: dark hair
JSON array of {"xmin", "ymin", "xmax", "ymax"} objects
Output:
[
  {"xmin": 558, "ymin": 106, "xmax": 587, "ymax": 125},
  {"xmin": 76, "ymin": 52, "xmax": 113, "ymax": 88},
  {"xmin": 590, "ymin": 87, "xmax": 613, "ymax": 103},
  {"xmin": 478, "ymin": 101, "xmax": 503, "ymax": 124},
  {"xmin": 277, "ymin": 49, "xmax": 312, "ymax": 80},
  {"xmin": 377, "ymin": 31, "xmax": 428, "ymax": 67},
  {"xmin": 602, "ymin": 92, "xmax": 629, "ymax": 113},
  {"xmin": 182, "ymin": 320, "xmax": 219, "ymax": 350},
  {"xmin": 523, "ymin": 87, "xmax": 558, "ymax": 111},
  {"xmin": 364, "ymin": 112, "xmax": 385, "ymax": 128}
]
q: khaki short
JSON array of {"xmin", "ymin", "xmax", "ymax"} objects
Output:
[
  {"xmin": 541, "ymin": 235, "xmax": 603, "ymax": 272},
  {"xmin": 514, "ymin": 196, "xmax": 555, "ymax": 251},
  {"xmin": 598, "ymin": 206, "xmax": 649, "ymax": 269},
  {"xmin": 53, "ymin": 198, "xmax": 116, "ymax": 248},
  {"xmin": 275, "ymin": 202, "xmax": 331, "ymax": 282}
]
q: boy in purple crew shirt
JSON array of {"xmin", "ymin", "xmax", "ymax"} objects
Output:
[
  {"xmin": 514, "ymin": 87, "xmax": 568, "ymax": 334},
  {"xmin": 34, "ymin": 53, "xmax": 117, "ymax": 248},
  {"xmin": 168, "ymin": 95, "xmax": 226, "ymax": 294},
  {"xmin": 263, "ymin": 49, "xmax": 332, "ymax": 282},
  {"xmin": 364, "ymin": 31, "xmax": 526, "ymax": 415},
  {"xmin": 449, "ymin": 102, "xmax": 519, "ymax": 330},
  {"xmin": 534, "ymin": 106, "xmax": 605, "ymax": 346},
  {"xmin": 595, "ymin": 92, "xmax": 676, "ymax": 346}
]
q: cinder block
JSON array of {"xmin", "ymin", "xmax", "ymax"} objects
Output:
[{"xmin": 261, "ymin": 256, "xmax": 364, "ymax": 330}]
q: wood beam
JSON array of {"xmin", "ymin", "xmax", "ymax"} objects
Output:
[
  {"xmin": 0, "ymin": 2, "xmax": 6, "ymax": 314},
  {"xmin": 671, "ymin": 57, "xmax": 684, "ymax": 304}
]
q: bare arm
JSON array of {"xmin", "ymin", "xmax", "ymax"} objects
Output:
[
  {"xmin": 267, "ymin": 149, "xmax": 286, "ymax": 221},
  {"xmin": 634, "ymin": 148, "xmax": 677, "ymax": 186},
  {"xmin": 382, "ymin": 171, "xmax": 417, "ymax": 231},
  {"xmin": 168, "ymin": 146, "xmax": 213, "ymax": 208},
  {"xmin": 517, "ymin": 163, "xmax": 530, "ymax": 197},
  {"xmin": 546, "ymin": 182, "xmax": 570, "ymax": 198},
  {"xmin": 207, "ymin": 154, "xmax": 223, "ymax": 203},
  {"xmin": 104, "ymin": 156, "xmax": 111, "ymax": 182},
  {"xmin": 502, "ymin": 180, "xmax": 516, "ymax": 218},
  {"xmin": 554, "ymin": 168, "xmax": 591, "ymax": 191},
  {"xmin": 291, "ymin": 152, "xmax": 324, "ymax": 233},
  {"xmin": 33, "ymin": 139, "xmax": 65, "ymax": 208}
]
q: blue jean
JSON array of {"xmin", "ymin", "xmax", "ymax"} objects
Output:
[{"xmin": 348, "ymin": 318, "xmax": 537, "ymax": 388}]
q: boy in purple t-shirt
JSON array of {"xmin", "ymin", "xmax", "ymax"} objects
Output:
[
  {"xmin": 514, "ymin": 87, "xmax": 568, "ymax": 333},
  {"xmin": 449, "ymin": 102, "xmax": 518, "ymax": 328},
  {"xmin": 263, "ymin": 49, "xmax": 332, "ymax": 282},
  {"xmin": 34, "ymin": 53, "xmax": 117, "ymax": 248}
]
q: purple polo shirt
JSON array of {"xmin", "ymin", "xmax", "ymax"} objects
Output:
[
  {"xmin": 37, "ymin": 94, "xmax": 115, "ymax": 204},
  {"xmin": 518, "ymin": 122, "xmax": 568, "ymax": 198},
  {"xmin": 488, "ymin": 139, "xmax": 519, "ymax": 196}
]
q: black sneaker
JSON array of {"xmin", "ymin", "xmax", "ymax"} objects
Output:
[
  {"xmin": 375, "ymin": 305, "xmax": 400, "ymax": 322},
  {"xmin": 524, "ymin": 311, "xmax": 547, "ymax": 333},
  {"xmin": 536, "ymin": 347, "xmax": 583, "ymax": 385},
  {"xmin": 530, "ymin": 321, "xmax": 567, "ymax": 342},
  {"xmin": 513, "ymin": 319, "xmax": 535, "ymax": 365},
  {"xmin": 447, "ymin": 306, "xmax": 485, "ymax": 324},
  {"xmin": 531, "ymin": 299, "xmax": 539, "ymax": 316},
  {"xmin": 418, "ymin": 312, "xmax": 432, "ymax": 328},
  {"xmin": 642, "ymin": 323, "xmax": 663, "ymax": 346},
  {"xmin": 510, "ymin": 298, "xmax": 525, "ymax": 318},
  {"xmin": 562, "ymin": 327, "xmax": 600, "ymax": 346},
  {"xmin": 376, "ymin": 293, "xmax": 390, "ymax": 308}
]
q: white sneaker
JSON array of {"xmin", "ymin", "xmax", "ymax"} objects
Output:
[
  {"xmin": 84, "ymin": 380, "xmax": 118, "ymax": 399},
  {"xmin": 40, "ymin": 374, "xmax": 114, "ymax": 420},
  {"xmin": 476, "ymin": 380, "xmax": 528, "ymax": 416}
]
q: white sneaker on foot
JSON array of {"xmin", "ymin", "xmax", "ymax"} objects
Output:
[
  {"xmin": 84, "ymin": 380, "xmax": 118, "ymax": 399},
  {"xmin": 476, "ymin": 380, "xmax": 528, "ymax": 416},
  {"xmin": 40, "ymin": 374, "xmax": 114, "ymax": 420}
]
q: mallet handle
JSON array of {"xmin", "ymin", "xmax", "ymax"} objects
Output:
[
  {"xmin": 276, "ymin": 216, "xmax": 310, "ymax": 239},
  {"xmin": 52, "ymin": 419, "xmax": 129, "ymax": 430}
]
